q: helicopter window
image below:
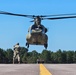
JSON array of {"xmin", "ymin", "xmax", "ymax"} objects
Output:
[
  {"xmin": 31, "ymin": 25, "xmax": 37, "ymax": 29},
  {"xmin": 31, "ymin": 25, "xmax": 42, "ymax": 30}
]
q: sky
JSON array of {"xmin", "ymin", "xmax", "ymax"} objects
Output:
[{"xmin": 0, "ymin": 0, "xmax": 76, "ymax": 53}]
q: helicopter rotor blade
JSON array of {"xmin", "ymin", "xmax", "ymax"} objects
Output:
[
  {"xmin": 40, "ymin": 13, "xmax": 76, "ymax": 17},
  {"xmin": 0, "ymin": 11, "xmax": 36, "ymax": 18},
  {"xmin": 1, "ymin": 11, "xmax": 76, "ymax": 20},
  {"xmin": 44, "ymin": 16, "xmax": 76, "ymax": 20}
]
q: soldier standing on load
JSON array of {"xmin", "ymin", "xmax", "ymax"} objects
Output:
[{"xmin": 13, "ymin": 43, "xmax": 21, "ymax": 64}]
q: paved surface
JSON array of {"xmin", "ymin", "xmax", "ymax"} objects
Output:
[
  {"xmin": 0, "ymin": 64, "xmax": 39, "ymax": 75},
  {"xmin": 40, "ymin": 64, "xmax": 52, "ymax": 75},
  {"xmin": 0, "ymin": 64, "xmax": 76, "ymax": 75},
  {"xmin": 44, "ymin": 64, "xmax": 76, "ymax": 75}
]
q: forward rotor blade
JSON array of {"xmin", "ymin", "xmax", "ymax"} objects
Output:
[
  {"xmin": 41, "ymin": 13, "xmax": 76, "ymax": 17},
  {"xmin": 44, "ymin": 16, "xmax": 76, "ymax": 20},
  {"xmin": 0, "ymin": 11, "xmax": 35, "ymax": 18}
]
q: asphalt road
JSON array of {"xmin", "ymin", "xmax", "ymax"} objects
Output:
[
  {"xmin": 0, "ymin": 64, "xmax": 39, "ymax": 75},
  {"xmin": 0, "ymin": 64, "xmax": 76, "ymax": 75},
  {"xmin": 44, "ymin": 64, "xmax": 76, "ymax": 75}
]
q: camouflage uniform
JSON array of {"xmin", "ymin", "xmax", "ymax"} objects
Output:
[{"xmin": 13, "ymin": 43, "xmax": 21, "ymax": 64}]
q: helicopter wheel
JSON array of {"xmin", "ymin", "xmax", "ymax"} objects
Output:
[
  {"xmin": 44, "ymin": 44, "xmax": 48, "ymax": 49},
  {"xmin": 26, "ymin": 43, "xmax": 29, "ymax": 48}
]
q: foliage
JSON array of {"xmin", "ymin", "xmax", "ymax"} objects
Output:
[
  {"xmin": 0, "ymin": 47, "xmax": 76, "ymax": 64},
  {"xmin": 6, "ymin": 49, "xmax": 13, "ymax": 63}
]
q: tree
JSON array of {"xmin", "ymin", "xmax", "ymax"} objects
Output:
[
  {"xmin": 62, "ymin": 51, "xmax": 67, "ymax": 63},
  {"xmin": 0, "ymin": 48, "xmax": 6, "ymax": 63},
  {"xmin": 66, "ymin": 51, "xmax": 74, "ymax": 63},
  {"xmin": 51, "ymin": 52, "xmax": 58, "ymax": 63},
  {"xmin": 27, "ymin": 50, "xmax": 39, "ymax": 63},
  {"xmin": 41, "ymin": 50, "xmax": 51, "ymax": 63},
  {"xmin": 20, "ymin": 47, "xmax": 28, "ymax": 63},
  {"xmin": 73, "ymin": 51, "xmax": 76, "ymax": 63},
  {"xmin": 22, "ymin": 53, "xmax": 27, "ymax": 63},
  {"xmin": 6, "ymin": 49, "xmax": 13, "ymax": 63},
  {"xmin": 56, "ymin": 49, "xmax": 62, "ymax": 63}
]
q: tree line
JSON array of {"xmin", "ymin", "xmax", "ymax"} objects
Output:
[{"xmin": 0, "ymin": 47, "xmax": 76, "ymax": 63}]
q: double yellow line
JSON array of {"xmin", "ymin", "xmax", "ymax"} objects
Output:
[{"xmin": 40, "ymin": 64, "xmax": 52, "ymax": 75}]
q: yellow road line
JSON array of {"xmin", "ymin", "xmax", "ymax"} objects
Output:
[{"xmin": 40, "ymin": 64, "xmax": 52, "ymax": 75}]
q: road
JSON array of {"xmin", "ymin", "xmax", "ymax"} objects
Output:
[
  {"xmin": 0, "ymin": 64, "xmax": 76, "ymax": 75},
  {"xmin": 44, "ymin": 64, "xmax": 76, "ymax": 75}
]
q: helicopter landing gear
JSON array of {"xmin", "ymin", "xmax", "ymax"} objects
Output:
[
  {"xmin": 44, "ymin": 44, "xmax": 48, "ymax": 49},
  {"xmin": 26, "ymin": 43, "xmax": 29, "ymax": 48}
]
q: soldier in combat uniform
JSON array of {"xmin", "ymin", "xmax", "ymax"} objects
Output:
[{"xmin": 13, "ymin": 43, "xmax": 21, "ymax": 64}]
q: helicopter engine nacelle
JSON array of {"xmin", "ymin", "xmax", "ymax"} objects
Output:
[{"xmin": 26, "ymin": 33, "xmax": 31, "ymax": 40}]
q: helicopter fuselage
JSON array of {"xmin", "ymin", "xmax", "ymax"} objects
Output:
[
  {"xmin": 26, "ymin": 29, "xmax": 48, "ymax": 45},
  {"xmin": 26, "ymin": 28, "xmax": 48, "ymax": 49}
]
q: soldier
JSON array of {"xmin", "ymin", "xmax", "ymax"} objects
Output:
[{"xmin": 13, "ymin": 43, "xmax": 21, "ymax": 64}]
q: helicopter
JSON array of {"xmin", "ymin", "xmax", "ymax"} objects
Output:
[
  {"xmin": 0, "ymin": 11, "xmax": 76, "ymax": 49},
  {"xmin": 26, "ymin": 16, "xmax": 48, "ymax": 49}
]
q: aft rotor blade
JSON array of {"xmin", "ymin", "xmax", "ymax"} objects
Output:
[
  {"xmin": 0, "ymin": 11, "xmax": 35, "ymax": 18},
  {"xmin": 45, "ymin": 16, "xmax": 76, "ymax": 20}
]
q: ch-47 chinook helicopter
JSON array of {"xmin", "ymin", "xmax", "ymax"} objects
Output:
[{"xmin": 0, "ymin": 11, "xmax": 76, "ymax": 49}]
